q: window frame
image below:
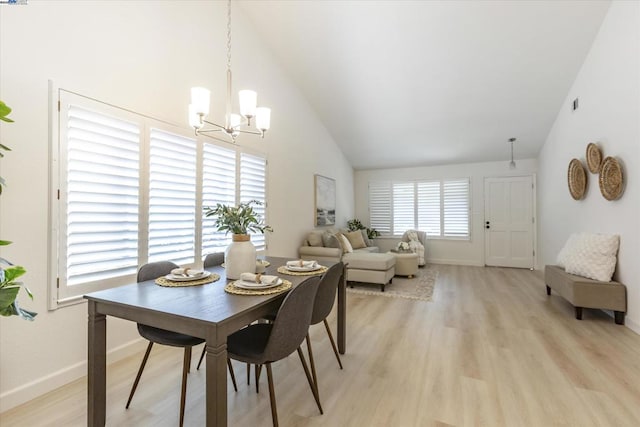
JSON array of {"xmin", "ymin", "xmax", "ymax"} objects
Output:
[
  {"xmin": 49, "ymin": 88, "xmax": 268, "ymax": 309},
  {"xmin": 368, "ymin": 177, "xmax": 471, "ymax": 240}
]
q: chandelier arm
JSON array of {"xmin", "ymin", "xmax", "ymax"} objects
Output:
[
  {"xmin": 201, "ymin": 119, "xmax": 227, "ymax": 131},
  {"xmin": 235, "ymin": 128, "xmax": 263, "ymax": 136},
  {"xmin": 197, "ymin": 131, "xmax": 238, "ymax": 145}
]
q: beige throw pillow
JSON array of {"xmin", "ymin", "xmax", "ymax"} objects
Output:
[
  {"xmin": 563, "ymin": 233, "xmax": 619, "ymax": 282},
  {"xmin": 307, "ymin": 232, "xmax": 323, "ymax": 247},
  {"xmin": 345, "ymin": 230, "xmax": 367, "ymax": 249},
  {"xmin": 360, "ymin": 229, "xmax": 372, "ymax": 247},
  {"xmin": 322, "ymin": 231, "xmax": 341, "ymax": 248},
  {"xmin": 335, "ymin": 233, "xmax": 354, "ymax": 253}
]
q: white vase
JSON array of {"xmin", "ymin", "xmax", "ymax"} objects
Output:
[{"xmin": 225, "ymin": 234, "xmax": 256, "ymax": 279}]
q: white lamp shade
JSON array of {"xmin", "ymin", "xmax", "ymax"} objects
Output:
[
  {"xmin": 239, "ymin": 90, "xmax": 257, "ymax": 118},
  {"xmin": 229, "ymin": 113, "xmax": 242, "ymax": 129},
  {"xmin": 190, "ymin": 87, "xmax": 211, "ymax": 116},
  {"xmin": 256, "ymin": 107, "xmax": 271, "ymax": 131},
  {"xmin": 188, "ymin": 104, "xmax": 202, "ymax": 129}
]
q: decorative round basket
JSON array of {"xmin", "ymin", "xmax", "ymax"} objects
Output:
[
  {"xmin": 567, "ymin": 158, "xmax": 587, "ymax": 200},
  {"xmin": 586, "ymin": 142, "xmax": 602, "ymax": 174},
  {"xmin": 598, "ymin": 156, "xmax": 624, "ymax": 201}
]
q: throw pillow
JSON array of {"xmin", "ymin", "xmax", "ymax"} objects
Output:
[
  {"xmin": 360, "ymin": 229, "xmax": 372, "ymax": 247},
  {"xmin": 556, "ymin": 233, "xmax": 582, "ymax": 268},
  {"xmin": 563, "ymin": 233, "xmax": 620, "ymax": 282},
  {"xmin": 321, "ymin": 231, "xmax": 341, "ymax": 249},
  {"xmin": 345, "ymin": 230, "xmax": 366, "ymax": 249},
  {"xmin": 307, "ymin": 232, "xmax": 323, "ymax": 247},
  {"xmin": 336, "ymin": 232, "xmax": 354, "ymax": 253}
]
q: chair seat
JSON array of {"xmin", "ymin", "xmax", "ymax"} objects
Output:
[
  {"xmin": 137, "ymin": 324, "xmax": 204, "ymax": 347},
  {"xmin": 227, "ymin": 323, "xmax": 273, "ymax": 364}
]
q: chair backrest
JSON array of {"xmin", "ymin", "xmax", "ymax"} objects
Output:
[
  {"xmin": 311, "ymin": 262, "xmax": 343, "ymax": 325},
  {"xmin": 263, "ymin": 276, "xmax": 321, "ymax": 362},
  {"xmin": 203, "ymin": 252, "xmax": 225, "ymax": 268},
  {"xmin": 402, "ymin": 229, "xmax": 427, "ymax": 247},
  {"xmin": 137, "ymin": 261, "xmax": 179, "ymax": 283}
]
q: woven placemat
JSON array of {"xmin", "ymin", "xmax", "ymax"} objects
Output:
[
  {"xmin": 224, "ymin": 279, "xmax": 292, "ymax": 295},
  {"xmin": 277, "ymin": 265, "xmax": 328, "ymax": 276},
  {"xmin": 155, "ymin": 273, "xmax": 220, "ymax": 287}
]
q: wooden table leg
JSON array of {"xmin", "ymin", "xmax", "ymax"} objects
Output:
[
  {"xmin": 87, "ymin": 301, "xmax": 106, "ymax": 427},
  {"xmin": 337, "ymin": 264, "xmax": 347, "ymax": 354},
  {"xmin": 205, "ymin": 336, "xmax": 228, "ymax": 426}
]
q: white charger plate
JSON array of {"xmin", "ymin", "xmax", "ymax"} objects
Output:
[
  {"xmin": 233, "ymin": 278, "xmax": 283, "ymax": 290},
  {"xmin": 165, "ymin": 271, "xmax": 211, "ymax": 282},
  {"xmin": 286, "ymin": 265, "xmax": 321, "ymax": 272}
]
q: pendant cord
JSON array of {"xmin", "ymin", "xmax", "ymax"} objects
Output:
[{"xmin": 227, "ymin": 0, "xmax": 232, "ymax": 73}]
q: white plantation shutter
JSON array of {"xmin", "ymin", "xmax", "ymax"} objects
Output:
[
  {"xmin": 443, "ymin": 178, "xmax": 470, "ymax": 237},
  {"xmin": 240, "ymin": 153, "xmax": 267, "ymax": 251},
  {"xmin": 393, "ymin": 182, "xmax": 415, "ymax": 235},
  {"xmin": 417, "ymin": 181, "xmax": 441, "ymax": 236},
  {"xmin": 147, "ymin": 129, "xmax": 197, "ymax": 264},
  {"xmin": 63, "ymin": 104, "xmax": 140, "ymax": 291},
  {"xmin": 369, "ymin": 182, "xmax": 392, "ymax": 236},
  {"xmin": 202, "ymin": 143, "xmax": 236, "ymax": 255}
]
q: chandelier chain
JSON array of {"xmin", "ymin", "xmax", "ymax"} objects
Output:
[{"xmin": 226, "ymin": 0, "xmax": 232, "ymax": 72}]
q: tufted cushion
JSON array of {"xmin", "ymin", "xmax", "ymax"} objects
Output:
[
  {"xmin": 345, "ymin": 230, "xmax": 366, "ymax": 249},
  {"xmin": 562, "ymin": 233, "xmax": 620, "ymax": 282},
  {"xmin": 556, "ymin": 233, "xmax": 580, "ymax": 268}
]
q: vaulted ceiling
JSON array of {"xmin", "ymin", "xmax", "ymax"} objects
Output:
[{"xmin": 240, "ymin": 0, "xmax": 611, "ymax": 170}]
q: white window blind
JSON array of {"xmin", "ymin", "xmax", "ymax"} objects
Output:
[
  {"xmin": 368, "ymin": 182, "xmax": 392, "ymax": 235},
  {"xmin": 443, "ymin": 178, "xmax": 470, "ymax": 237},
  {"xmin": 202, "ymin": 143, "xmax": 236, "ymax": 255},
  {"xmin": 63, "ymin": 104, "xmax": 140, "ymax": 292},
  {"xmin": 368, "ymin": 178, "xmax": 470, "ymax": 239},
  {"xmin": 148, "ymin": 129, "xmax": 196, "ymax": 265},
  {"xmin": 392, "ymin": 182, "xmax": 415, "ymax": 235},
  {"xmin": 240, "ymin": 153, "xmax": 267, "ymax": 251},
  {"xmin": 417, "ymin": 181, "xmax": 441, "ymax": 236}
]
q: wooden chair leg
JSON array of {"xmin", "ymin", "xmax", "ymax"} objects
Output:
[
  {"xmin": 255, "ymin": 364, "xmax": 262, "ymax": 393},
  {"xmin": 305, "ymin": 334, "xmax": 319, "ymax": 396},
  {"xmin": 197, "ymin": 346, "xmax": 206, "ymax": 370},
  {"xmin": 179, "ymin": 347, "xmax": 192, "ymax": 427},
  {"xmin": 297, "ymin": 347, "xmax": 323, "ymax": 414},
  {"xmin": 265, "ymin": 363, "xmax": 278, "ymax": 427},
  {"xmin": 247, "ymin": 363, "xmax": 251, "ymax": 385},
  {"xmin": 227, "ymin": 358, "xmax": 238, "ymax": 392},
  {"xmin": 323, "ymin": 319, "xmax": 343, "ymax": 369},
  {"xmin": 126, "ymin": 341, "xmax": 154, "ymax": 409}
]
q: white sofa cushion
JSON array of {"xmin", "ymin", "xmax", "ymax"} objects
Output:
[
  {"xmin": 562, "ymin": 233, "xmax": 620, "ymax": 282},
  {"xmin": 556, "ymin": 233, "xmax": 581, "ymax": 268}
]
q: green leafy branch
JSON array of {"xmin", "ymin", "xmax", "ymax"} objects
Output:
[{"xmin": 204, "ymin": 200, "xmax": 273, "ymax": 235}]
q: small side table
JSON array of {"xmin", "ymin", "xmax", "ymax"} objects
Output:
[{"xmin": 388, "ymin": 251, "xmax": 419, "ymax": 278}]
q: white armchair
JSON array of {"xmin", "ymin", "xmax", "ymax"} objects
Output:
[{"xmin": 401, "ymin": 229, "xmax": 427, "ymax": 266}]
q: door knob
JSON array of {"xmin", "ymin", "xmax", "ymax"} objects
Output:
[{"xmin": 485, "ymin": 225, "xmax": 490, "ymax": 229}]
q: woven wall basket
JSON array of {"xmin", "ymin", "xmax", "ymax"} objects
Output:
[
  {"xmin": 568, "ymin": 158, "xmax": 587, "ymax": 200},
  {"xmin": 599, "ymin": 156, "xmax": 624, "ymax": 201},
  {"xmin": 586, "ymin": 142, "xmax": 603, "ymax": 174}
]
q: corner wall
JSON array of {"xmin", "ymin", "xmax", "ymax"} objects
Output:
[
  {"xmin": 537, "ymin": 1, "xmax": 639, "ymax": 332},
  {"xmin": 0, "ymin": 1, "xmax": 353, "ymax": 411}
]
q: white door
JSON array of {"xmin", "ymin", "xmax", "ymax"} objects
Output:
[{"xmin": 484, "ymin": 176, "xmax": 534, "ymax": 268}]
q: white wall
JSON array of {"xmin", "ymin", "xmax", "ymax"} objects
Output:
[
  {"xmin": 537, "ymin": 1, "xmax": 639, "ymax": 332},
  {"xmin": 0, "ymin": 1, "xmax": 353, "ymax": 411},
  {"xmin": 354, "ymin": 159, "xmax": 538, "ymax": 266}
]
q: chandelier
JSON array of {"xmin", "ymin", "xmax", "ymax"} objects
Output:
[{"xmin": 188, "ymin": 0, "xmax": 271, "ymax": 142}]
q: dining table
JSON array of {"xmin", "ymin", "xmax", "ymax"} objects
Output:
[{"xmin": 84, "ymin": 256, "xmax": 346, "ymax": 427}]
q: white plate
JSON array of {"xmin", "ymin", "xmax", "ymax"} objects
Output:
[
  {"xmin": 165, "ymin": 271, "xmax": 211, "ymax": 282},
  {"xmin": 233, "ymin": 278, "xmax": 283, "ymax": 290},
  {"xmin": 286, "ymin": 265, "xmax": 321, "ymax": 272}
]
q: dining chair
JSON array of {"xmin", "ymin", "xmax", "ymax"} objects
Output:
[
  {"xmin": 227, "ymin": 276, "xmax": 323, "ymax": 427},
  {"xmin": 126, "ymin": 261, "xmax": 204, "ymax": 427}
]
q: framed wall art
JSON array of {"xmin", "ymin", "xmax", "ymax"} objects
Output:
[{"xmin": 314, "ymin": 174, "xmax": 336, "ymax": 226}]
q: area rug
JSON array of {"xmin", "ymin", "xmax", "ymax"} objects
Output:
[{"xmin": 346, "ymin": 267, "xmax": 438, "ymax": 302}]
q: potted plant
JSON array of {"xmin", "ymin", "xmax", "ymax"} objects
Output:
[
  {"xmin": 0, "ymin": 100, "xmax": 36, "ymax": 320},
  {"xmin": 204, "ymin": 200, "xmax": 272, "ymax": 279},
  {"xmin": 347, "ymin": 218, "xmax": 380, "ymax": 240}
]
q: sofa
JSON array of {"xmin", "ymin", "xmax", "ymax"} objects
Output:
[{"xmin": 299, "ymin": 228, "xmax": 379, "ymax": 264}]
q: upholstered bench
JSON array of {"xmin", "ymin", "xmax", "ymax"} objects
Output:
[
  {"xmin": 544, "ymin": 265, "xmax": 626, "ymax": 325},
  {"xmin": 343, "ymin": 252, "xmax": 395, "ymax": 292}
]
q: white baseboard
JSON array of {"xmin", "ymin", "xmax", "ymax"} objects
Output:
[
  {"xmin": 427, "ymin": 258, "xmax": 484, "ymax": 267},
  {"xmin": 0, "ymin": 338, "xmax": 146, "ymax": 413},
  {"xmin": 624, "ymin": 316, "xmax": 640, "ymax": 336}
]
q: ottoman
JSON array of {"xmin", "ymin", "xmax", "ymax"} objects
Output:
[
  {"xmin": 389, "ymin": 251, "xmax": 419, "ymax": 278},
  {"xmin": 342, "ymin": 252, "xmax": 395, "ymax": 292}
]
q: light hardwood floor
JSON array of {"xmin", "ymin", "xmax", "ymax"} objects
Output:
[{"xmin": 2, "ymin": 265, "xmax": 640, "ymax": 426}]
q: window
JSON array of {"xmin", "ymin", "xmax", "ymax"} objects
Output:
[
  {"xmin": 53, "ymin": 90, "xmax": 268, "ymax": 305},
  {"xmin": 368, "ymin": 178, "xmax": 470, "ymax": 239}
]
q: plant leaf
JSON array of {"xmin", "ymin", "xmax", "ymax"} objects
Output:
[
  {"xmin": 0, "ymin": 240, "xmax": 12, "ymax": 246},
  {"xmin": 2, "ymin": 265, "xmax": 26, "ymax": 282},
  {"xmin": 0, "ymin": 286, "xmax": 19, "ymax": 311}
]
